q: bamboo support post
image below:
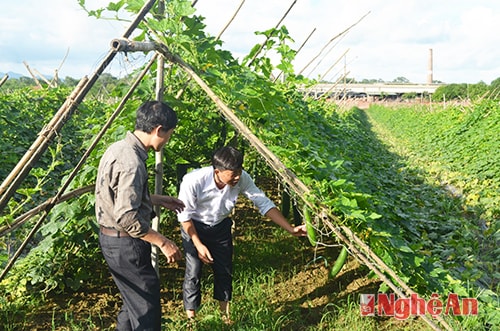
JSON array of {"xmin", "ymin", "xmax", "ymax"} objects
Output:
[
  {"xmin": 33, "ymin": 68, "xmax": 53, "ymax": 87},
  {"xmin": 23, "ymin": 61, "xmax": 42, "ymax": 88},
  {"xmin": 216, "ymin": 0, "xmax": 246, "ymax": 40},
  {"xmin": 0, "ymin": 73, "xmax": 9, "ymax": 88},
  {"xmin": 151, "ymin": 0, "xmax": 166, "ymax": 277}
]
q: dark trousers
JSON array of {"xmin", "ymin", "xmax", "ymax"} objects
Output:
[
  {"xmin": 99, "ymin": 233, "xmax": 161, "ymax": 331},
  {"xmin": 181, "ymin": 218, "xmax": 233, "ymax": 311}
]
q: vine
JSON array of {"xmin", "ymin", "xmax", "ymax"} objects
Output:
[{"xmin": 0, "ymin": 1, "xmax": 497, "ymax": 328}]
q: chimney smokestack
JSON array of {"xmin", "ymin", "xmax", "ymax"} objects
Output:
[{"xmin": 427, "ymin": 48, "xmax": 433, "ymax": 84}]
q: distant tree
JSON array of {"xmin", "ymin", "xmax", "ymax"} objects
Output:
[
  {"xmin": 468, "ymin": 81, "xmax": 488, "ymax": 99},
  {"xmin": 490, "ymin": 77, "xmax": 500, "ymax": 88},
  {"xmin": 360, "ymin": 78, "xmax": 382, "ymax": 84},
  {"xmin": 402, "ymin": 92, "xmax": 417, "ymax": 100},
  {"xmin": 0, "ymin": 77, "xmax": 37, "ymax": 91},
  {"xmin": 392, "ymin": 76, "xmax": 410, "ymax": 84},
  {"xmin": 489, "ymin": 77, "xmax": 500, "ymax": 99},
  {"xmin": 89, "ymin": 73, "xmax": 119, "ymax": 98},
  {"xmin": 62, "ymin": 76, "xmax": 80, "ymax": 88},
  {"xmin": 432, "ymin": 83, "xmax": 467, "ymax": 101}
]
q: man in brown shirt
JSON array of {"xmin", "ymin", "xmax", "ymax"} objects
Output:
[{"xmin": 95, "ymin": 101, "xmax": 184, "ymax": 330}]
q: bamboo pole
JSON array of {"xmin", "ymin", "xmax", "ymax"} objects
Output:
[
  {"xmin": 305, "ymin": 34, "xmax": 347, "ymax": 79},
  {"xmin": 22, "ymin": 61, "xmax": 42, "ymax": 88},
  {"xmin": 0, "ymin": 0, "xmax": 158, "ymax": 214},
  {"xmin": 50, "ymin": 48, "xmax": 70, "ymax": 88},
  {"xmin": 111, "ymin": 38, "xmax": 159, "ymax": 52},
  {"xmin": 216, "ymin": 0, "xmax": 245, "ymax": 40},
  {"xmin": 151, "ymin": 0, "xmax": 166, "ymax": 277},
  {"xmin": 0, "ymin": 73, "xmax": 9, "ymax": 89},
  {"xmin": 298, "ymin": 11, "xmax": 370, "ymax": 76},
  {"xmin": 32, "ymin": 68, "xmax": 53, "ymax": 87}
]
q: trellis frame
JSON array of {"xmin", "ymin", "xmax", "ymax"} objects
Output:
[{"xmin": 0, "ymin": 2, "xmax": 453, "ymax": 330}]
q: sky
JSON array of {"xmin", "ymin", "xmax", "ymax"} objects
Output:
[{"xmin": 1, "ymin": 0, "xmax": 499, "ymax": 84}]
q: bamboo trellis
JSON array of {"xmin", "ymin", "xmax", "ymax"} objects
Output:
[{"xmin": 0, "ymin": 2, "xmax": 453, "ymax": 330}]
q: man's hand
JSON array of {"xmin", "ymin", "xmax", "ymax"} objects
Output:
[
  {"xmin": 159, "ymin": 238, "xmax": 182, "ymax": 264},
  {"xmin": 151, "ymin": 194, "xmax": 185, "ymax": 213},
  {"xmin": 195, "ymin": 243, "xmax": 214, "ymax": 264},
  {"xmin": 265, "ymin": 207, "xmax": 307, "ymax": 237},
  {"xmin": 291, "ymin": 224, "xmax": 307, "ymax": 237},
  {"xmin": 142, "ymin": 229, "xmax": 182, "ymax": 264},
  {"xmin": 181, "ymin": 220, "xmax": 213, "ymax": 264}
]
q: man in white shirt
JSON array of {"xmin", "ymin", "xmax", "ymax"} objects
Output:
[{"xmin": 177, "ymin": 146, "xmax": 307, "ymax": 324}]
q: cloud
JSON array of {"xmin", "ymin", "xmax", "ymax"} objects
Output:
[
  {"xmin": 0, "ymin": 0, "xmax": 125, "ymax": 78},
  {"xmin": 1, "ymin": 0, "xmax": 499, "ymax": 84}
]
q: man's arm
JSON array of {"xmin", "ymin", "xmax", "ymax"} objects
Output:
[
  {"xmin": 181, "ymin": 220, "xmax": 214, "ymax": 264},
  {"xmin": 151, "ymin": 194, "xmax": 185, "ymax": 213},
  {"xmin": 265, "ymin": 207, "xmax": 307, "ymax": 237},
  {"xmin": 141, "ymin": 228, "xmax": 182, "ymax": 263}
]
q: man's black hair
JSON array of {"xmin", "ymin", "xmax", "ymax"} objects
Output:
[
  {"xmin": 212, "ymin": 146, "xmax": 243, "ymax": 171},
  {"xmin": 135, "ymin": 101, "xmax": 178, "ymax": 133}
]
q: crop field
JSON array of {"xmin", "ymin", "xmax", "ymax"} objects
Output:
[{"xmin": 1, "ymin": 1, "xmax": 499, "ymax": 330}]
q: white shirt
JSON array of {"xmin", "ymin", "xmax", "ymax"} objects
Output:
[{"xmin": 177, "ymin": 166, "xmax": 276, "ymax": 226}]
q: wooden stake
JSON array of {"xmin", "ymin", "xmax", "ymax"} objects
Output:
[
  {"xmin": 152, "ymin": 0, "xmax": 166, "ymax": 277},
  {"xmin": 0, "ymin": 74, "xmax": 8, "ymax": 89},
  {"xmin": 216, "ymin": 0, "xmax": 246, "ymax": 40},
  {"xmin": 298, "ymin": 11, "xmax": 370, "ymax": 76},
  {"xmin": 23, "ymin": 61, "xmax": 42, "ymax": 88}
]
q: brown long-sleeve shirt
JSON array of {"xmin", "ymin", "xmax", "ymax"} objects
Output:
[{"xmin": 95, "ymin": 131, "xmax": 152, "ymax": 238}]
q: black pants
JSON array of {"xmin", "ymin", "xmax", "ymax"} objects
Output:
[
  {"xmin": 181, "ymin": 218, "xmax": 233, "ymax": 311},
  {"xmin": 99, "ymin": 233, "xmax": 161, "ymax": 331}
]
